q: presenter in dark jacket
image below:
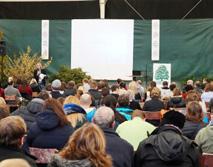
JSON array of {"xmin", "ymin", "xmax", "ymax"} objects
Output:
[
  {"xmin": 23, "ymin": 98, "xmax": 74, "ymax": 151},
  {"xmin": 33, "ymin": 63, "xmax": 47, "ymax": 89}
]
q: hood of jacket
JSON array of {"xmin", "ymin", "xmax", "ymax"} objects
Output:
[
  {"xmin": 145, "ymin": 125, "xmax": 192, "ymax": 163},
  {"xmin": 27, "ymin": 98, "xmax": 44, "ymax": 114},
  {"xmin": 50, "ymin": 155, "xmax": 92, "ymax": 167},
  {"xmin": 36, "ymin": 108, "xmax": 60, "ymax": 130}
]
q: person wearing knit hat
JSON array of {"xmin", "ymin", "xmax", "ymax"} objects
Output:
[
  {"xmin": 135, "ymin": 110, "xmax": 201, "ymax": 167},
  {"xmin": 51, "ymin": 79, "xmax": 63, "ymax": 99}
]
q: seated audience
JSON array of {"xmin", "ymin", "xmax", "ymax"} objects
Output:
[
  {"xmin": 50, "ymin": 79, "xmax": 63, "ymax": 99},
  {"xmin": 182, "ymin": 101, "xmax": 206, "ymax": 140},
  {"xmin": 63, "ymin": 81, "xmax": 76, "ymax": 97},
  {"xmin": 161, "ymin": 81, "xmax": 172, "ymax": 99},
  {"xmin": 110, "ymin": 84, "xmax": 119, "ymax": 100},
  {"xmin": 48, "ymin": 123, "xmax": 112, "ymax": 167},
  {"xmin": 80, "ymin": 93, "xmax": 96, "ymax": 122},
  {"xmin": 143, "ymin": 87, "xmax": 164, "ymax": 126},
  {"xmin": 195, "ymin": 98, "xmax": 213, "ymax": 153},
  {"xmin": 116, "ymin": 110, "xmax": 156, "ymax": 150},
  {"xmin": 88, "ymin": 80, "xmax": 102, "ymax": 107},
  {"xmin": 63, "ymin": 95, "xmax": 87, "ymax": 129},
  {"xmin": 201, "ymin": 82, "xmax": 213, "ymax": 103},
  {"xmin": 116, "ymin": 94, "xmax": 133, "ymax": 120},
  {"xmin": 18, "ymin": 80, "xmax": 33, "ymax": 100},
  {"xmin": 168, "ymin": 88, "xmax": 185, "ymax": 108},
  {"xmin": 4, "ymin": 77, "xmax": 22, "ymax": 101},
  {"xmin": 135, "ymin": 110, "xmax": 201, "ymax": 167},
  {"xmin": 12, "ymin": 98, "xmax": 45, "ymax": 130},
  {"xmin": 0, "ymin": 116, "xmax": 36, "ymax": 166},
  {"xmin": 23, "ymin": 98, "xmax": 74, "ymax": 151},
  {"xmin": 102, "ymin": 95, "xmax": 126, "ymax": 128},
  {"xmin": 93, "ymin": 106, "xmax": 134, "ymax": 167},
  {"xmin": 30, "ymin": 78, "xmax": 41, "ymax": 93}
]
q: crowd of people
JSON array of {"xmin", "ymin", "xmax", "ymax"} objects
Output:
[{"xmin": 0, "ymin": 75, "xmax": 213, "ymax": 167}]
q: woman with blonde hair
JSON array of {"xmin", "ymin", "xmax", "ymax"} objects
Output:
[
  {"xmin": 63, "ymin": 95, "xmax": 87, "ymax": 129},
  {"xmin": 48, "ymin": 123, "xmax": 112, "ymax": 167}
]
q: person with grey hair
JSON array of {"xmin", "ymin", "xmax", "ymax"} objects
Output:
[{"xmin": 93, "ymin": 106, "xmax": 134, "ymax": 167}]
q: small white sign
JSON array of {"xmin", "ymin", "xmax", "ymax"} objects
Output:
[
  {"xmin": 153, "ymin": 63, "xmax": 171, "ymax": 86},
  {"xmin": 151, "ymin": 20, "xmax": 160, "ymax": 61},
  {"xmin": 41, "ymin": 20, "xmax": 49, "ymax": 60}
]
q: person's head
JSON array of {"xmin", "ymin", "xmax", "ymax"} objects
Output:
[
  {"xmin": 80, "ymin": 94, "xmax": 92, "ymax": 108},
  {"xmin": 38, "ymin": 90, "xmax": 50, "ymax": 100},
  {"xmin": 66, "ymin": 81, "xmax": 76, "ymax": 89},
  {"xmin": 101, "ymin": 95, "xmax": 117, "ymax": 111},
  {"xmin": 45, "ymin": 98, "xmax": 69, "ymax": 127},
  {"xmin": 90, "ymin": 80, "xmax": 97, "ymax": 89},
  {"xmin": 150, "ymin": 87, "xmax": 161, "ymax": 98},
  {"xmin": 150, "ymin": 81, "xmax": 156, "ymax": 88},
  {"xmin": 98, "ymin": 80, "xmax": 106, "ymax": 90},
  {"xmin": 185, "ymin": 91, "xmax": 200, "ymax": 104},
  {"xmin": 162, "ymin": 81, "xmax": 168, "ymax": 88},
  {"xmin": 160, "ymin": 110, "xmax": 186, "ymax": 129},
  {"xmin": 186, "ymin": 101, "xmax": 203, "ymax": 122},
  {"xmin": 83, "ymin": 78, "xmax": 89, "ymax": 84},
  {"xmin": 101, "ymin": 88, "xmax": 110, "ymax": 97},
  {"xmin": 117, "ymin": 94, "xmax": 129, "ymax": 107},
  {"xmin": 132, "ymin": 110, "xmax": 145, "ymax": 120},
  {"xmin": 8, "ymin": 77, "xmax": 14, "ymax": 85},
  {"xmin": 173, "ymin": 88, "xmax": 182, "ymax": 96},
  {"xmin": 119, "ymin": 82, "xmax": 126, "ymax": 89},
  {"xmin": 0, "ymin": 116, "xmax": 26, "ymax": 148},
  {"xmin": 93, "ymin": 106, "xmax": 115, "ymax": 128},
  {"xmin": 51, "ymin": 79, "xmax": 62, "ymax": 91},
  {"xmin": 169, "ymin": 82, "xmax": 176, "ymax": 91},
  {"xmin": 111, "ymin": 84, "xmax": 119, "ymax": 93},
  {"xmin": 64, "ymin": 96, "xmax": 86, "ymax": 128},
  {"xmin": 59, "ymin": 123, "xmax": 112, "ymax": 167},
  {"xmin": 185, "ymin": 84, "xmax": 194, "ymax": 92},
  {"xmin": 187, "ymin": 79, "xmax": 194, "ymax": 86},
  {"xmin": 0, "ymin": 159, "xmax": 31, "ymax": 167},
  {"xmin": 36, "ymin": 62, "xmax": 42, "ymax": 69},
  {"xmin": 117, "ymin": 78, "xmax": 122, "ymax": 84}
]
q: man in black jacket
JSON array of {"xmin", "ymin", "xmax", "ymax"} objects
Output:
[
  {"xmin": 135, "ymin": 110, "xmax": 201, "ymax": 167},
  {"xmin": 93, "ymin": 106, "xmax": 134, "ymax": 167},
  {"xmin": 0, "ymin": 116, "xmax": 37, "ymax": 167}
]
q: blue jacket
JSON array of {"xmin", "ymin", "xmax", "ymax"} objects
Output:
[
  {"xmin": 23, "ymin": 108, "xmax": 74, "ymax": 151},
  {"xmin": 116, "ymin": 107, "xmax": 133, "ymax": 120}
]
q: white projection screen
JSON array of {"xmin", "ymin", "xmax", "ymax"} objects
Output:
[{"xmin": 71, "ymin": 20, "xmax": 134, "ymax": 80}]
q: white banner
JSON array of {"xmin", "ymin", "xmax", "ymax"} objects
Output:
[
  {"xmin": 153, "ymin": 63, "xmax": 171, "ymax": 86},
  {"xmin": 151, "ymin": 20, "xmax": 160, "ymax": 61},
  {"xmin": 41, "ymin": 20, "xmax": 49, "ymax": 60}
]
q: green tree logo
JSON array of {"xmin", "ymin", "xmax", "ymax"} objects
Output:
[{"xmin": 155, "ymin": 65, "xmax": 169, "ymax": 81}]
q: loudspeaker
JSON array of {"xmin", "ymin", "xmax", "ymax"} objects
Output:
[
  {"xmin": 133, "ymin": 71, "xmax": 141, "ymax": 76},
  {"xmin": 0, "ymin": 41, "xmax": 6, "ymax": 56}
]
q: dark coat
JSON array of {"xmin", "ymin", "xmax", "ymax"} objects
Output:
[
  {"xmin": 135, "ymin": 125, "xmax": 201, "ymax": 167},
  {"xmin": 168, "ymin": 96, "xmax": 186, "ymax": 108},
  {"xmin": 143, "ymin": 98, "xmax": 165, "ymax": 111},
  {"xmin": 51, "ymin": 91, "xmax": 63, "ymax": 99},
  {"xmin": 0, "ymin": 145, "xmax": 37, "ymax": 167},
  {"xmin": 103, "ymin": 128, "xmax": 134, "ymax": 167},
  {"xmin": 12, "ymin": 98, "xmax": 44, "ymax": 130},
  {"xmin": 182, "ymin": 120, "xmax": 206, "ymax": 140},
  {"xmin": 88, "ymin": 89, "xmax": 102, "ymax": 106},
  {"xmin": 23, "ymin": 109, "xmax": 74, "ymax": 151},
  {"xmin": 63, "ymin": 88, "xmax": 76, "ymax": 97}
]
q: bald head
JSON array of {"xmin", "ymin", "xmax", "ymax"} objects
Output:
[
  {"xmin": 0, "ymin": 159, "xmax": 31, "ymax": 167},
  {"xmin": 80, "ymin": 94, "xmax": 92, "ymax": 108},
  {"xmin": 93, "ymin": 106, "xmax": 115, "ymax": 128}
]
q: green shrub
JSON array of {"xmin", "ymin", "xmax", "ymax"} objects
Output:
[{"xmin": 49, "ymin": 66, "xmax": 90, "ymax": 84}]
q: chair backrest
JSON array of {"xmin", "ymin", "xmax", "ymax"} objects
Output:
[
  {"xmin": 5, "ymin": 95, "xmax": 18, "ymax": 105},
  {"xmin": 29, "ymin": 147, "xmax": 58, "ymax": 164},
  {"xmin": 201, "ymin": 153, "xmax": 213, "ymax": 167},
  {"xmin": 143, "ymin": 111, "xmax": 162, "ymax": 120}
]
